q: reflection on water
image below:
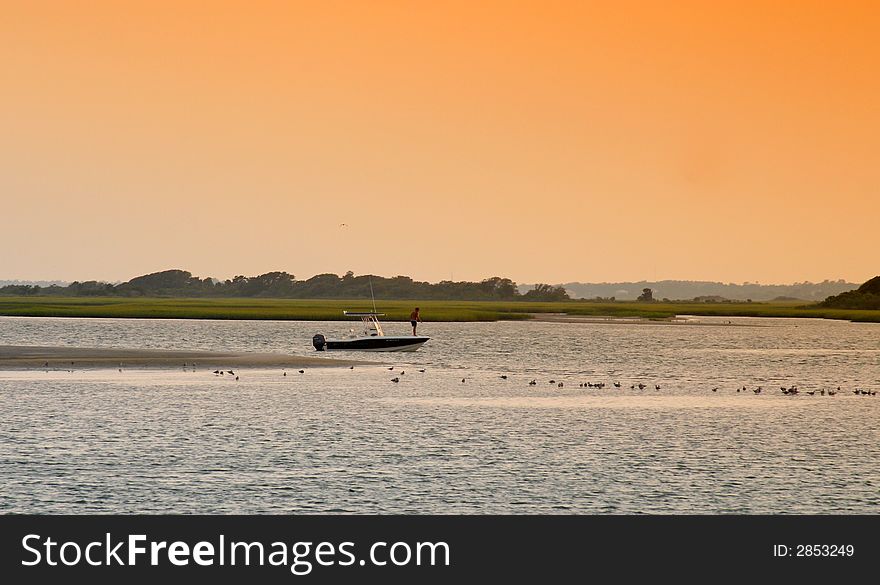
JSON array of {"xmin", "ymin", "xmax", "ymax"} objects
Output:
[{"xmin": 0, "ymin": 315, "xmax": 878, "ymax": 514}]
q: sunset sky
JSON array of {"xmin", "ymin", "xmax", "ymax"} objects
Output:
[{"xmin": 2, "ymin": 1, "xmax": 878, "ymax": 285}]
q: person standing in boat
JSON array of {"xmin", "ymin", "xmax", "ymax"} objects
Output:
[{"xmin": 410, "ymin": 307, "xmax": 422, "ymax": 336}]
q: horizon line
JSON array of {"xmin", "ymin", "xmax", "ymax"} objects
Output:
[{"xmin": 0, "ymin": 268, "xmax": 864, "ymax": 289}]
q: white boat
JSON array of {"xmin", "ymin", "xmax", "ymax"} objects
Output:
[{"xmin": 312, "ymin": 312, "xmax": 429, "ymax": 352}]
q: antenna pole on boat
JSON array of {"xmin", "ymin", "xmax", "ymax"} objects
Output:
[{"xmin": 369, "ymin": 275, "xmax": 377, "ymax": 314}]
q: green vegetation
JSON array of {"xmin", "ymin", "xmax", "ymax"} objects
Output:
[
  {"xmin": 820, "ymin": 276, "xmax": 880, "ymax": 310},
  {"xmin": 560, "ymin": 301, "xmax": 880, "ymax": 323},
  {"xmin": 1, "ymin": 273, "xmax": 876, "ymax": 323},
  {"xmin": 0, "ymin": 297, "xmax": 533, "ymax": 322},
  {"xmin": 0, "ymin": 296, "xmax": 878, "ymax": 323}
]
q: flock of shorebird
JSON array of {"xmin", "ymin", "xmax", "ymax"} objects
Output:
[
  {"xmin": 407, "ymin": 373, "xmax": 876, "ymax": 396},
  {"xmin": 211, "ymin": 369, "xmax": 239, "ymax": 381},
  {"xmin": 379, "ymin": 369, "xmax": 876, "ymax": 396},
  {"xmin": 512, "ymin": 379, "xmax": 875, "ymax": 396},
  {"xmin": 387, "ymin": 365, "xmax": 427, "ymax": 383},
  {"xmin": 775, "ymin": 385, "xmax": 876, "ymax": 396},
  {"xmin": 89, "ymin": 361, "xmax": 877, "ymax": 397}
]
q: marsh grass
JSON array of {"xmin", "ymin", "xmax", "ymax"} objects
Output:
[
  {"xmin": 0, "ymin": 296, "xmax": 877, "ymax": 323},
  {"xmin": 561, "ymin": 301, "xmax": 880, "ymax": 323}
]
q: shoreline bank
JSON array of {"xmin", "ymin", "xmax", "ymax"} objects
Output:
[{"xmin": 0, "ymin": 345, "xmax": 369, "ymax": 370}]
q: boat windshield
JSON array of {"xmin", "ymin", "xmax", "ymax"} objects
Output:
[
  {"xmin": 363, "ymin": 315, "xmax": 384, "ymax": 336},
  {"xmin": 342, "ymin": 311, "xmax": 384, "ymax": 337}
]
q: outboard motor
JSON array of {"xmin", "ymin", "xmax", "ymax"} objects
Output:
[{"xmin": 312, "ymin": 334, "xmax": 326, "ymax": 351}]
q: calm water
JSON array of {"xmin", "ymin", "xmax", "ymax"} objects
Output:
[{"xmin": 1, "ymin": 315, "xmax": 878, "ymax": 514}]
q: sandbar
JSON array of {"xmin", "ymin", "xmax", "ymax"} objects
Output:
[{"xmin": 0, "ymin": 345, "xmax": 369, "ymax": 369}]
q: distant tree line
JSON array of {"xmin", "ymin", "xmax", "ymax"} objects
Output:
[
  {"xmin": 550, "ymin": 279, "xmax": 858, "ymax": 301},
  {"xmin": 0, "ymin": 269, "xmax": 571, "ymax": 302}
]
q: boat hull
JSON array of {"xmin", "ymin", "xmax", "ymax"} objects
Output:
[{"xmin": 319, "ymin": 336, "xmax": 429, "ymax": 352}]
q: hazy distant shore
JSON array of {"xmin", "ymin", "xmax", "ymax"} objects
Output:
[{"xmin": 0, "ymin": 345, "xmax": 367, "ymax": 370}]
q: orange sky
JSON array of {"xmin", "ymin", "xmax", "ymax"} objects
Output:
[{"xmin": 2, "ymin": 0, "xmax": 878, "ymax": 284}]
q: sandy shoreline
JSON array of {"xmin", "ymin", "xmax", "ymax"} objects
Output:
[{"xmin": 0, "ymin": 345, "xmax": 370, "ymax": 369}]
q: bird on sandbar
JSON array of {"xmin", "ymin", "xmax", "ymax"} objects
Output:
[
  {"xmin": 391, "ymin": 377, "xmax": 400, "ymax": 383},
  {"xmin": 528, "ymin": 380, "xmax": 537, "ymax": 386},
  {"xmin": 500, "ymin": 375, "xmax": 508, "ymax": 380},
  {"xmin": 298, "ymin": 370, "xmax": 304, "ymax": 374},
  {"xmin": 614, "ymin": 382, "xmax": 621, "ymax": 388}
]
